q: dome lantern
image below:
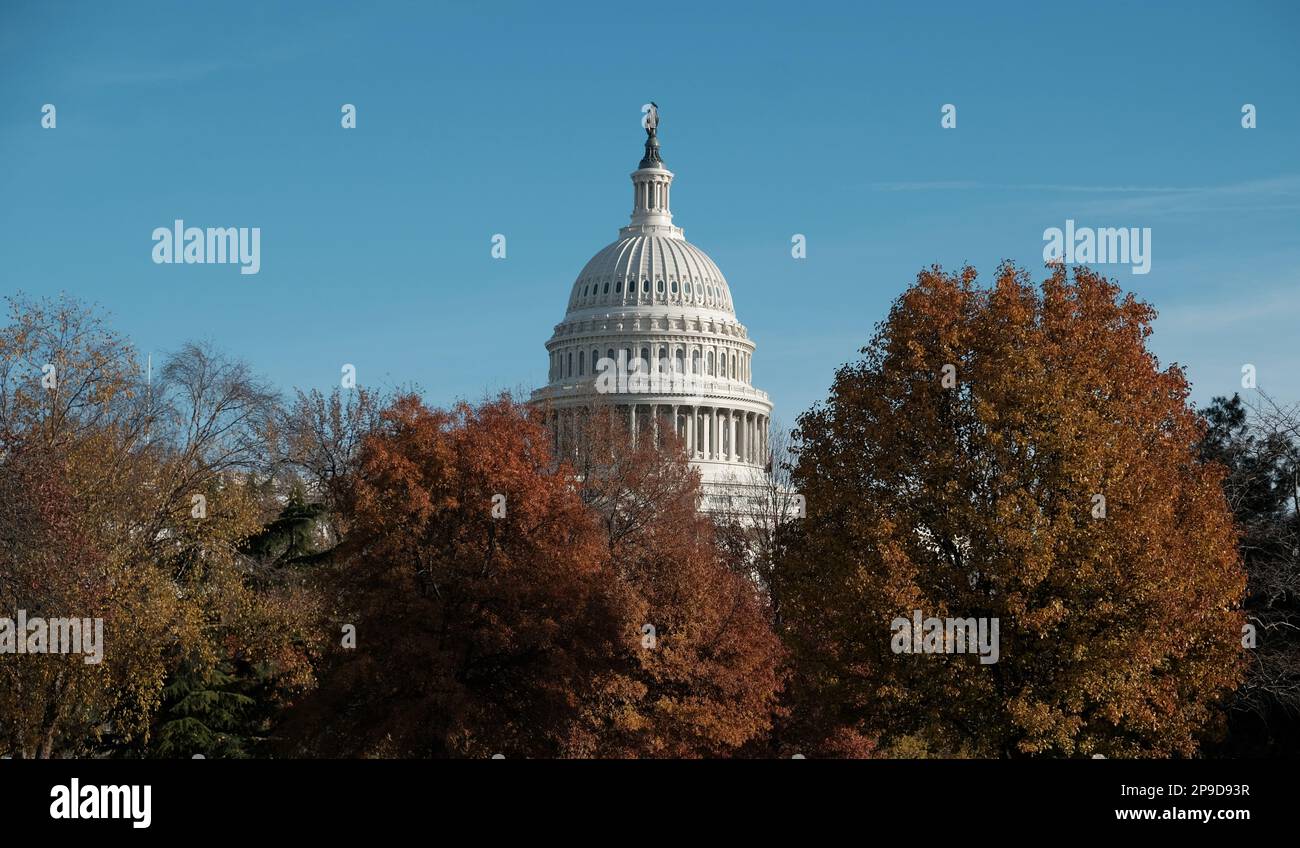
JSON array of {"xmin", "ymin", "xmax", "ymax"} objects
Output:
[{"xmin": 625, "ymin": 111, "xmax": 679, "ymax": 238}]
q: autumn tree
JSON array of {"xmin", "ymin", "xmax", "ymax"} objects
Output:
[
  {"xmin": 571, "ymin": 405, "xmax": 785, "ymax": 757},
  {"xmin": 280, "ymin": 396, "xmax": 784, "ymax": 757},
  {"xmin": 782, "ymin": 264, "xmax": 1246, "ymax": 757},
  {"xmin": 0, "ymin": 295, "xmax": 321, "ymax": 757},
  {"xmin": 0, "ymin": 444, "xmax": 114, "ymax": 758},
  {"xmin": 278, "ymin": 394, "xmax": 618, "ymax": 757}
]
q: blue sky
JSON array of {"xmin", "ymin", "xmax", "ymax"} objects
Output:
[{"xmin": 2, "ymin": 0, "xmax": 1297, "ymax": 426}]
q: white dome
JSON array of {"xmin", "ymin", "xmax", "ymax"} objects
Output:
[
  {"xmin": 533, "ymin": 117, "xmax": 773, "ymax": 496},
  {"xmin": 567, "ymin": 234, "xmax": 734, "ymax": 316}
]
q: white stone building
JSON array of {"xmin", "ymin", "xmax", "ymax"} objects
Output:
[{"xmin": 531, "ymin": 116, "xmax": 774, "ymax": 514}]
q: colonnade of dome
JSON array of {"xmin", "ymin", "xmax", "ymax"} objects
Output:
[{"xmin": 546, "ymin": 404, "xmax": 769, "ymax": 467}]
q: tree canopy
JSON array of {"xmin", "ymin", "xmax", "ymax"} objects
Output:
[{"xmin": 782, "ymin": 264, "xmax": 1246, "ymax": 757}]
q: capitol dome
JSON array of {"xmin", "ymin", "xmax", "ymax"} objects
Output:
[
  {"xmin": 566, "ymin": 236, "xmax": 735, "ymax": 317},
  {"xmin": 533, "ymin": 113, "xmax": 773, "ymax": 502}
]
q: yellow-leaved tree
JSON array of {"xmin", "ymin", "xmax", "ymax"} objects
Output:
[{"xmin": 782, "ymin": 264, "xmax": 1246, "ymax": 757}]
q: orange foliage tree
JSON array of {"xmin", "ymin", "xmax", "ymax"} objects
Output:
[
  {"xmin": 573, "ymin": 407, "xmax": 785, "ymax": 757},
  {"xmin": 285, "ymin": 395, "xmax": 783, "ymax": 757},
  {"xmin": 782, "ymin": 264, "xmax": 1246, "ymax": 757}
]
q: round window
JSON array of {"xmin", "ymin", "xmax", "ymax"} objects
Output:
[
  {"xmin": 684, "ymin": 282, "xmax": 692, "ymax": 296},
  {"xmin": 656, "ymin": 280, "xmax": 664, "ymax": 293},
  {"xmin": 615, "ymin": 280, "xmax": 622, "ymax": 293},
  {"xmin": 671, "ymin": 281, "xmax": 679, "ymax": 294}
]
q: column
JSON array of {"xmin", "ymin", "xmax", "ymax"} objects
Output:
[
  {"xmin": 685, "ymin": 405, "xmax": 694, "ymax": 455},
  {"xmin": 629, "ymin": 404, "xmax": 636, "ymax": 448},
  {"xmin": 711, "ymin": 408, "xmax": 719, "ymax": 460}
]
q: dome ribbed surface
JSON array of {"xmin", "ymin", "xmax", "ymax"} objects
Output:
[{"xmin": 567, "ymin": 234, "xmax": 733, "ymax": 314}]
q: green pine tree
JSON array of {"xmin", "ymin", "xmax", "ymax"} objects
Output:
[
  {"xmin": 245, "ymin": 481, "xmax": 331, "ymax": 565},
  {"xmin": 151, "ymin": 661, "xmax": 256, "ymax": 758}
]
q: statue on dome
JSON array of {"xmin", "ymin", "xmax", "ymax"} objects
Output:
[{"xmin": 642, "ymin": 102, "xmax": 659, "ymax": 137}]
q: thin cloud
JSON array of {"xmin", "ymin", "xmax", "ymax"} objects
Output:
[
  {"xmin": 876, "ymin": 180, "xmax": 1205, "ymax": 194},
  {"xmin": 873, "ymin": 180, "xmax": 986, "ymax": 191},
  {"xmin": 873, "ymin": 176, "xmax": 1300, "ymax": 216},
  {"xmin": 1156, "ymin": 281, "xmax": 1300, "ymax": 332}
]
